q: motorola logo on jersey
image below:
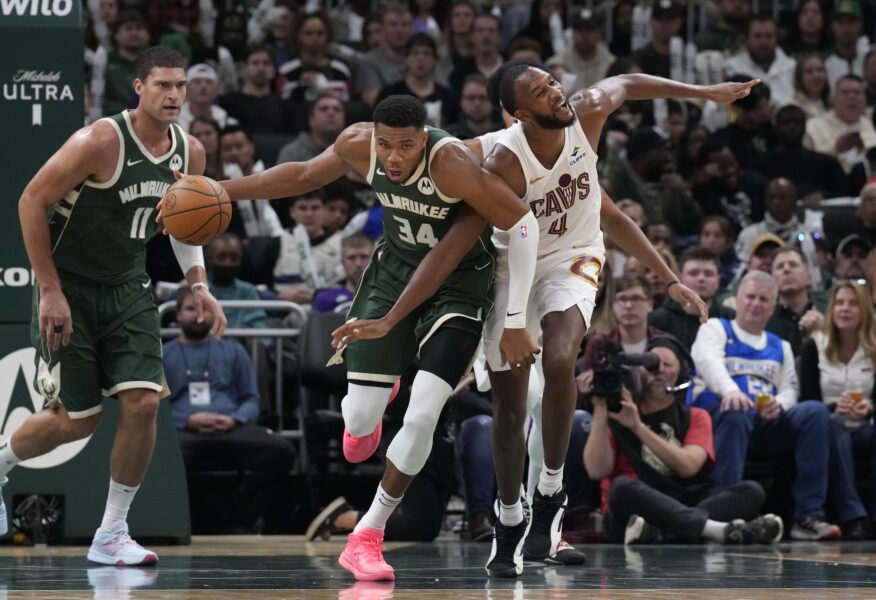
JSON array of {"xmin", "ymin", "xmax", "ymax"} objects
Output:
[
  {"xmin": 169, "ymin": 154, "xmax": 183, "ymax": 171},
  {"xmin": 417, "ymin": 177, "xmax": 435, "ymax": 195}
]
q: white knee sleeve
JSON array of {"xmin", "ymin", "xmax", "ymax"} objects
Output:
[
  {"xmin": 386, "ymin": 371, "xmax": 452, "ymax": 476},
  {"xmin": 341, "ymin": 383, "xmax": 394, "ymax": 437}
]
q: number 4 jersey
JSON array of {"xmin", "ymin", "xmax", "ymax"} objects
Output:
[
  {"xmin": 48, "ymin": 110, "xmax": 189, "ymax": 284},
  {"xmin": 367, "ymin": 126, "xmax": 493, "ymax": 269}
]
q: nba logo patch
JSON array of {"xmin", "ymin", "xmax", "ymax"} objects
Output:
[
  {"xmin": 520, "ymin": 224, "xmax": 528, "ymax": 238},
  {"xmin": 169, "ymin": 154, "xmax": 183, "ymax": 171}
]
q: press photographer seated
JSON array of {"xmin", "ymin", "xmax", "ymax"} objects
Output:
[{"xmin": 583, "ymin": 337, "xmax": 782, "ymax": 545}]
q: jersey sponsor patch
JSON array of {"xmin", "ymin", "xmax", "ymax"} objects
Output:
[
  {"xmin": 169, "ymin": 154, "xmax": 183, "ymax": 171},
  {"xmin": 417, "ymin": 177, "xmax": 435, "ymax": 195}
]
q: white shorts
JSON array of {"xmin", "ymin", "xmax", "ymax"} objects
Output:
[{"xmin": 483, "ymin": 247, "xmax": 602, "ymax": 372}]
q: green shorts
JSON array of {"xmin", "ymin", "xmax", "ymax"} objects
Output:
[
  {"xmin": 31, "ymin": 273, "xmax": 163, "ymax": 419},
  {"xmin": 343, "ymin": 242, "xmax": 495, "ymax": 384}
]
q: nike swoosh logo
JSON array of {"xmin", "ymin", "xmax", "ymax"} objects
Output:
[
  {"xmin": 529, "ymin": 176, "xmax": 545, "ymax": 184},
  {"xmin": 377, "ymin": 168, "xmax": 385, "ymax": 175},
  {"xmin": 475, "ymin": 263, "xmax": 491, "ymax": 271},
  {"xmin": 127, "ymin": 159, "xmax": 143, "ymax": 166},
  {"xmin": 142, "ymin": 280, "xmax": 151, "ymax": 288},
  {"xmin": 506, "ymin": 311, "xmax": 522, "ymax": 317}
]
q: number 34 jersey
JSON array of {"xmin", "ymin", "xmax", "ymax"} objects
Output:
[
  {"xmin": 489, "ymin": 117, "xmax": 604, "ymax": 262},
  {"xmin": 366, "ymin": 126, "xmax": 494, "ymax": 270},
  {"xmin": 48, "ymin": 110, "xmax": 190, "ymax": 285}
]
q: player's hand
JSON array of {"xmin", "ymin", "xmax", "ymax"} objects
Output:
[
  {"xmin": 721, "ymin": 390, "xmax": 754, "ymax": 412},
  {"xmin": 761, "ymin": 397, "xmax": 783, "ymax": 421},
  {"xmin": 668, "ymin": 281, "xmax": 709, "ymax": 323},
  {"xmin": 500, "ymin": 327, "xmax": 540, "ymax": 374},
  {"xmin": 193, "ymin": 285, "xmax": 227, "ymax": 337},
  {"xmin": 331, "ymin": 318, "xmax": 392, "ymax": 348},
  {"xmin": 701, "ymin": 79, "xmax": 760, "ymax": 104},
  {"xmin": 39, "ymin": 287, "xmax": 73, "ymax": 351}
]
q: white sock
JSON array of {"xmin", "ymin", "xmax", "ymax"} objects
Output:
[
  {"xmin": 99, "ymin": 479, "xmax": 140, "ymax": 531},
  {"xmin": 499, "ymin": 499, "xmax": 524, "ymax": 527},
  {"xmin": 353, "ymin": 484, "xmax": 402, "ymax": 533},
  {"xmin": 701, "ymin": 519, "xmax": 728, "ymax": 543},
  {"xmin": 537, "ymin": 463, "xmax": 563, "ymax": 497},
  {"xmin": 0, "ymin": 440, "xmax": 22, "ymax": 480}
]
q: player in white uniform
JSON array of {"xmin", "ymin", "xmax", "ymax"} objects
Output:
[{"xmin": 333, "ymin": 63, "xmax": 757, "ymax": 577}]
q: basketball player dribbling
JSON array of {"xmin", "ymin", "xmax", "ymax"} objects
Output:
[
  {"xmin": 335, "ymin": 64, "xmax": 758, "ymax": 576},
  {"xmin": 0, "ymin": 46, "xmax": 226, "ymax": 566}
]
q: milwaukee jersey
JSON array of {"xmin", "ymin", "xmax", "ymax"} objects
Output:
[{"xmin": 487, "ymin": 118, "xmax": 603, "ymax": 260}]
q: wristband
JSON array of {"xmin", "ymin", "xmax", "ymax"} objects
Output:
[
  {"xmin": 191, "ymin": 282, "xmax": 209, "ymax": 292},
  {"xmin": 667, "ymin": 280, "xmax": 681, "ymax": 291}
]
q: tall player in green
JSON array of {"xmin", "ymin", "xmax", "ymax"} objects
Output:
[
  {"xmin": 1, "ymin": 47, "xmax": 226, "ymax": 565},
  {"xmin": 209, "ymin": 95, "xmax": 540, "ymax": 580}
]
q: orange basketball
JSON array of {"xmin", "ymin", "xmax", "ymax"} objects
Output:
[{"xmin": 160, "ymin": 175, "xmax": 232, "ymax": 246}]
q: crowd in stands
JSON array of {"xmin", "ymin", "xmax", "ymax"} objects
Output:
[{"xmin": 85, "ymin": 0, "xmax": 876, "ymax": 540}]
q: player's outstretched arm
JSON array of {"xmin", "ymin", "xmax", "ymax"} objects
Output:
[
  {"xmin": 18, "ymin": 122, "xmax": 116, "ymax": 350},
  {"xmin": 331, "ymin": 204, "xmax": 488, "ymax": 347},
  {"xmin": 219, "ymin": 123, "xmax": 370, "ymax": 201},
  {"xmin": 599, "ymin": 188, "xmax": 708, "ymax": 322}
]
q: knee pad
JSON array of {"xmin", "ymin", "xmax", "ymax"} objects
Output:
[
  {"xmin": 386, "ymin": 371, "xmax": 452, "ymax": 475},
  {"xmin": 341, "ymin": 383, "xmax": 393, "ymax": 437}
]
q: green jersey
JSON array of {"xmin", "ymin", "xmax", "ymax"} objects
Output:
[
  {"xmin": 366, "ymin": 126, "xmax": 493, "ymax": 269},
  {"xmin": 49, "ymin": 110, "xmax": 190, "ymax": 284}
]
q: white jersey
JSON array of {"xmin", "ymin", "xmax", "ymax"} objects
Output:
[{"xmin": 483, "ymin": 119, "xmax": 604, "ymax": 260}]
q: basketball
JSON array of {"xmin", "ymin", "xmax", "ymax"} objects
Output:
[{"xmin": 160, "ymin": 175, "xmax": 232, "ymax": 246}]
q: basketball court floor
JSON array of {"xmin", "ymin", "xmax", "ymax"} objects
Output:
[{"xmin": 2, "ymin": 536, "xmax": 876, "ymax": 599}]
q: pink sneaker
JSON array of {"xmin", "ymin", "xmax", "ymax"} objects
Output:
[
  {"xmin": 342, "ymin": 381, "xmax": 400, "ymax": 463},
  {"xmin": 338, "ymin": 528, "xmax": 395, "ymax": 581}
]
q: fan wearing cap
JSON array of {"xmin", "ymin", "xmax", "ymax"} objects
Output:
[
  {"xmin": 584, "ymin": 334, "xmax": 781, "ymax": 545},
  {"xmin": 632, "ymin": 0, "xmax": 684, "ymax": 80},
  {"xmin": 853, "ymin": 180, "xmax": 876, "ymax": 249},
  {"xmin": 178, "ymin": 64, "xmax": 239, "ymax": 133},
  {"xmin": 724, "ymin": 14, "xmax": 796, "ymax": 106},
  {"xmin": 546, "ymin": 8, "xmax": 614, "ymax": 92},
  {"xmin": 834, "ymin": 234, "xmax": 872, "ymax": 282},
  {"xmin": 825, "ymin": 0, "xmax": 865, "ymax": 90},
  {"xmin": 718, "ymin": 232, "xmax": 783, "ymax": 310}
]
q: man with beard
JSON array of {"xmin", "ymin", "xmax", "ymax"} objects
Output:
[
  {"xmin": 313, "ymin": 234, "xmax": 375, "ymax": 313},
  {"xmin": 334, "ymin": 62, "xmax": 755, "ymax": 576},
  {"xmin": 583, "ymin": 336, "xmax": 781, "ymax": 545},
  {"xmin": 163, "ymin": 286, "xmax": 295, "ymax": 532}
]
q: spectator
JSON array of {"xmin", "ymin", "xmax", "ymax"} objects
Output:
[
  {"xmin": 497, "ymin": 1, "xmax": 530, "ymax": 52},
  {"xmin": 277, "ymin": 11, "xmax": 353, "ymax": 104},
  {"xmin": 791, "ymin": 54, "xmax": 831, "ymax": 119},
  {"xmin": 692, "ymin": 137, "xmax": 766, "ymax": 232},
  {"xmin": 699, "ymin": 215, "xmax": 742, "ymax": 291},
  {"xmin": 377, "ymin": 33, "xmax": 456, "ymax": 128},
  {"xmin": 623, "ymin": 248, "xmax": 679, "ymax": 309},
  {"xmin": 736, "ymin": 178, "xmax": 807, "ymax": 261},
  {"xmin": 806, "ymin": 75, "xmax": 876, "ymax": 174},
  {"xmin": 520, "ymin": 0, "xmax": 567, "ymax": 61},
  {"xmin": 693, "ymin": 0, "xmax": 750, "ymax": 53},
  {"xmin": 276, "ymin": 92, "xmax": 346, "ymax": 165},
  {"xmin": 863, "ymin": 48, "xmax": 876, "ymax": 108},
  {"xmin": 219, "ymin": 44, "xmax": 291, "ymax": 134},
  {"xmin": 449, "ymin": 14, "xmax": 504, "ymax": 92},
  {"xmin": 100, "ymin": 11, "xmax": 150, "ymax": 116},
  {"xmin": 719, "ymin": 233, "xmax": 785, "ymax": 310},
  {"xmin": 726, "ymin": 16, "xmax": 795, "ymax": 106},
  {"xmin": 194, "ymin": 10, "xmax": 244, "ymax": 95},
  {"xmin": 445, "ymin": 74, "xmax": 503, "ymax": 139},
  {"xmin": 581, "ymin": 275, "xmax": 666, "ymax": 375},
  {"xmin": 355, "ymin": 4, "xmax": 413, "ymax": 107},
  {"xmin": 274, "ymin": 192, "xmax": 343, "ymax": 305},
  {"xmin": 650, "ymin": 248, "xmax": 736, "ymax": 349},
  {"xmin": 547, "ymin": 7, "xmax": 614, "ymax": 92},
  {"xmin": 220, "ymin": 126, "xmax": 284, "ymax": 239},
  {"xmin": 411, "ymin": 0, "xmax": 443, "ymax": 39},
  {"xmin": 179, "ymin": 64, "xmax": 239, "ymax": 133},
  {"xmin": 606, "ymin": 128, "xmax": 673, "ymax": 212},
  {"xmin": 825, "ymin": 0, "xmax": 865, "ymax": 90},
  {"xmin": 714, "ymin": 80, "xmax": 773, "ymax": 167},
  {"xmin": 441, "ymin": 0, "xmax": 476, "ymax": 69},
  {"xmin": 507, "ymin": 37, "xmax": 544, "ymax": 65},
  {"xmin": 190, "ymin": 117, "xmax": 232, "ymax": 181},
  {"xmin": 646, "ymin": 221, "xmax": 675, "ymax": 253},
  {"xmin": 854, "ymin": 180, "xmax": 876, "ymax": 248},
  {"xmin": 259, "ymin": 4, "xmax": 297, "ymax": 67},
  {"xmin": 608, "ymin": 0, "xmax": 635, "ymax": 57},
  {"xmin": 165, "ymin": 286, "xmax": 295, "ymax": 533},
  {"xmin": 583, "ymin": 335, "xmax": 780, "ymax": 545},
  {"xmin": 629, "ymin": 1, "xmax": 683, "ymax": 81},
  {"xmin": 833, "ymin": 234, "xmax": 871, "ymax": 281},
  {"xmin": 206, "ymin": 233, "xmax": 268, "ymax": 330},
  {"xmin": 312, "ymin": 234, "xmax": 374, "ymax": 313},
  {"xmin": 766, "ymin": 247, "xmax": 827, "ymax": 356},
  {"xmin": 323, "ymin": 179, "xmax": 358, "ymax": 236},
  {"xmin": 748, "ymin": 105, "xmax": 849, "ymax": 201},
  {"xmin": 784, "ymin": 0, "xmax": 831, "ymax": 57},
  {"xmin": 691, "ymin": 270, "xmax": 840, "ymax": 540},
  {"xmin": 800, "ymin": 280, "xmax": 876, "ymax": 539}
]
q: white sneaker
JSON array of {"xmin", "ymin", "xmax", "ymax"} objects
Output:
[
  {"xmin": 0, "ymin": 477, "xmax": 8, "ymax": 536},
  {"xmin": 87, "ymin": 522, "xmax": 158, "ymax": 566}
]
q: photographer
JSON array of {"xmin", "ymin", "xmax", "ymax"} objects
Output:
[{"xmin": 584, "ymin": 336, "xmax": 782, "ymax": 545}]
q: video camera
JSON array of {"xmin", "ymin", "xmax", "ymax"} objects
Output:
[{"xmin": 590, "ymin": 342, "xmax": 660, "ymax": 413}]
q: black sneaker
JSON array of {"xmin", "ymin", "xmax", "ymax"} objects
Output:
[
  {"xmin": 790, "ymin": 516, "xmax": 841, "ymax": 540},
  {"xmin": 485, "ymin": 517, "xmax": 530, "ymax": 578},
  {"xmin": 624, "ymin": 514, "xmax": 663, "ymax": 545},
  {"xmin": 724, "ymin": 514, "xmax": 784, "ymax": 544},
  {"xmin": 545, "ymin": 538, "xmax": 587, "ymax": 565},
  {"xmin": 522, "ymin": 487, "xmax": 567, "ymax": 560},
  {"xmin": 304, "ymin": 497, "xmax": 353, "ymax": 542}
]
